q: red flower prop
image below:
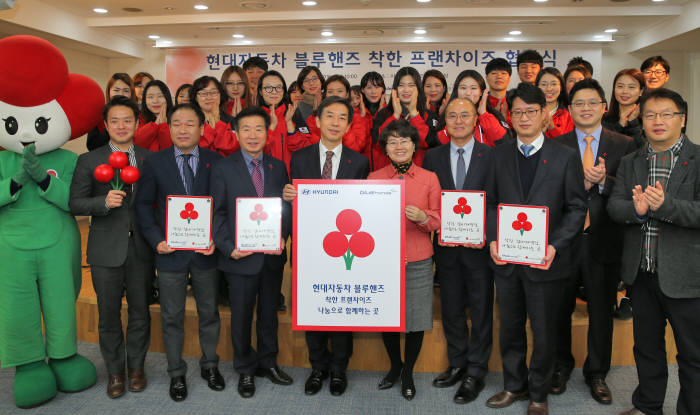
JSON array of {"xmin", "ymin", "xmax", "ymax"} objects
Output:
[
  {"xmin": 180, "ymin": 202, "xmax": 199, "ymax": 224},
  {"xmin": 452, "ymin": 197, "xmax": 472, "ymax": 219},
  {"xmin": 249, "ymin": 203, "xmax": 269, "ymax": 225},
  {"xmin": 511, "ymin": 212, "xmax": 533, "ymax": 236},
  {"xmin": 93, "ymin": 152, "xmax": 139, "ymax": 190},
  {"xmin": 323, "ymin": 209, "xmax": 375, "ymax": 270},
  {"xmin": 93, "ymin": 164, "xmax": 114, "ymax": 183},
  {"xmin": 108, "ymin": 151, "xmax": 128, "ymax": 169},
  {"xmin": 120, "ymin": 165, "xmax": 140, "ymax": 184}
]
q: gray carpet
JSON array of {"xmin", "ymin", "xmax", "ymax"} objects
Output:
[{"xmin": 0, "ymin": 342, "xmax": 679, "ymax": 414}]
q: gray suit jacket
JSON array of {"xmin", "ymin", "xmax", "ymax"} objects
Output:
[
  {"xmin": 69, "ymin": 144, "xmax": 153, "ymax": 267},
  {"xmin": 607, "ymin": 137, "xmax": 700, "ymax": 298}
]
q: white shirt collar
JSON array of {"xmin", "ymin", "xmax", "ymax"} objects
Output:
[{"xmin": 516, "ymin": 133, "xmax": 545, "ymax": 156}]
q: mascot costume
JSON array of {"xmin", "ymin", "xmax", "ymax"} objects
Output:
[{"xmin": 0, "ymin": 35, "xmax": 104, "ymax": 408}]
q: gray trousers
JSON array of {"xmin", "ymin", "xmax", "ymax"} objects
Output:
[{"xmin": 158, "ymin": 266, "xmax": 221, "ymax": 378}]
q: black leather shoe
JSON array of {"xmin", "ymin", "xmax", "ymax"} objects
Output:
[
  {"xmin": 453, "ymin": 376, "xmax": 484, "ymax": 404},
  {"xmin": 277, "ymin": 293, "xmax": 286, "ymax": 311},
  {"xmin": 201, "ymin": 367, "xmax": 225, "ymax": 391},
  {"xmin": 329, "ymin": 371, "xmax": 347, "ymax": 396},
  {"xmin": 550, "ymin": 369, "xmax": 569, "ymax": 395},
  {"xmin": 615, "ymin": 297, "xmax": 633, "ymax": 320},
  {"xmin": 401, "ymin": 372, "xmax": 416, "ymax": 401},
  {"xmin": 256, "ymin": 366, "xmax": 293, "ymax": 385},
  {"xmin": 237, "ymin": 374, "xmax": 255, "ymax": 398},
  {"xmin": 304, "ymin": 369, "xmax": 328, "ymax": 395},
  {"xmin": 586, "ymin": 377, "xmax": 613, "ymax": 404},
  {"xmin": 378, "ymin": 366, "xmax": 402, "ymax": 390},
  {"xmin": 169, "ymin": 376, "xmax": 187, "ymax": 402},
  {"xmin": 433, "ymin": 367, "xmax": 466, "ymax": 388}
]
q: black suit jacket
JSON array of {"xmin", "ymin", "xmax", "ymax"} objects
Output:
[
  {"xmin": 289, "ymin": 143, "xmax": 370, "ymax": 181},
  {"xmin": 211, "ymin": 151, "xmax": 292, "ymax": 275},
  {"xmin": 135, "ymin": 146, "xmax": 222, "ymax": 272},
  {"xmin": 69, "ymin": 144, "xmax": 153, "ymax": 267},
  {"xmin": 422, "ymin": 140, "xmax": 493, "ymax": 267},
  {"xmin": 485, "ymin": 137, "xmax": 587, "ymax": 281},
  {"xmin": 558, "ymin": 128, "xmax": 636, "ymax": 261}
]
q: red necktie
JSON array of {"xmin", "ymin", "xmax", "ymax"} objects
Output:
[
  {"xmin": 321, "ymin": 151, "xmax": 333, "ymax": 180},
  {"xmin": 251, "ymin": 158, "xmax": 263, "ymax": 197}
]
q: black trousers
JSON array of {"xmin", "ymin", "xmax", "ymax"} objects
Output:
[
  {"xmin": 438, "ymin": 253, "xmax": 493, "ymax": 379},
  {"xmin": 225, "ymin": 265, "xmax": 283, "ymax": 375},
  {"xmin": 305, "ymin": 331, "xmax": 353, "ymax": 373},
  {"xmin": 495, "ymin": 266, "xmax": 564, "ymax": 403},
  {"xmin": 629, "ymin": 270, "xmax": 700, "ymax": 415},
  {"xmin": 555, "ymin": 233, "xmax": 619, "ymax": 379},
  {"xmin": 90, "ymin": 236, "xmax": 153, "ymax": 375}
]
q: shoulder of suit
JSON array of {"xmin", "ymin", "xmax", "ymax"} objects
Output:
[
  {"xmin": 199, "ymin": 147, "xmax": 223, "ymax": 161},
  {"xmin": 472, "ymin": 140, "xmax": 492, "ymax": 154},
  {"xmin": 602, "ymin": 128, "xmax": 633, "ymax": 144}
]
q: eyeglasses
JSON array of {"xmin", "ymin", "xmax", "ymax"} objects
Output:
[
  {"xmin": 511, "ymin": 108, "xmax": 541, "ymax": 119},
  {"xmin": 197, "ymin": 90, "xmax": 220, "ymax": 98},
  {"xmin": 303, "ymin": 76, "xmax": 320, "ymax": 84},
  {"xmin": 643, "ymin": 70, "xmax": 667, "ymax": 77},
  {"xmin": 386, "ymin": 139, "xmax": 413, "ymax": 148},
  {"xmin": 642, "ymin": 111, "xmax": 684, "ymax": 121},
  {"xmin": 445, "ymin": 112, "xmax": 476, "ymax": 122},
  {"xmin": 262, "ymin": 85, "xmax": 284, "ymax": 94},
  {"xmin": 226, "ymin": 81, "xmax": 246, "ymax": 88},
  {"xmin": 571, "ymin": 100, "xmax": 604, "ymax": 109}
]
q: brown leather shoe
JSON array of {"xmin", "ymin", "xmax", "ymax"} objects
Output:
[
  {"xmin": 485, "ymin": 389, "xmax": 529, "ymax": 408},
  {"xmin": 527, "ymin": 400, "xmax": 548, "ymax": 415},
  {"xmin": 107, "ymin": 373, "xmax": 126, "ymax": 399},
  {"xmin": 619, "ymin": 408, "xmax": 644, "ymax": 415},
  {"xmin": 128, "ymin": 368, "xmax": 147, "ymax": 392},
  {"xmin": 587, "ymin": 377, "xmax": 612, "ymax": 404}
]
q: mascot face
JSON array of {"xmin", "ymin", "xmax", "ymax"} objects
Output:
[{"xmin": 0, "ymin": 100, "xmax": 71, "ymax": 155}]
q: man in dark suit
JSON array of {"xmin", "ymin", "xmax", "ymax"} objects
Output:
[
  {"xmin": 69, "ymin": 96, "xmax": 153, "ymax": 398},
  {"xmin": 282, "ymin": 96, "xmax": 370, "ymax": 397},
  {"xmin": 422, "ymin": 98, "xmax": 494, "ymax": 404},
  {"xmin": 135, "ymin": 103, "xmax": 224, "ymax": 402},
  {"xmin": 609, "ymin": 88, "xmax": 700, "ymax": 415},
  {"xmin": 211, "ymin": 106, "xmax": 293, "ymax": 398},
  {"xmin": 484, "ymin": 83, "xmax": 587, "ymax": 415},
  {"xmin": 551, "ymin": 79, "xmax": 636, "ymax": 404}
]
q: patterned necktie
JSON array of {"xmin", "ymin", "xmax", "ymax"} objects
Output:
[
  {"xmin": 182, "ymin": 153, "xmax": 194, "ymax": 195},
  {"xmin": 455, "ymin": 148, "xmax": 466, "ymax": 189},
  {"xmin": 583, "ymin": 136, "xmax": 594, "ymax": 229},
  {"xmin": 521, "ymin": 144, "xmax": 534, "ymax": 158},
  {"xmin": 251, "ymin": 158, "xmax": 263, "ymax": 197},
  {"xmin": 321, "ymin": 150, "xmax": 334, "ymax": 180}
]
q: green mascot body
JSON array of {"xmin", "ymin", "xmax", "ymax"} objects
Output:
[{"xmin": 0, "ymin": 35, "xmax": 106, "ymax": 408}]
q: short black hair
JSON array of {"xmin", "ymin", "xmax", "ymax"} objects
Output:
[
  {"xmin": 507, "ymin": 82, "xmax": 546, "ymax": 109},
  {"xmin": 256, "ymin": 70, "xmax": 289, "ymax": 108},
  {"xmin": 317, "ymin": 95, "xmax": 354, "ymax": 123},
  {"xmin": 485, "ymin": 58, "xmax": 512, "ymax": 76},
  {"xmin": 103, "ymin": 95, "xmax": 139, "ymax": 121},
  {"xmin": 359, "ymin": 71, "xmax": 386, "ymax": 107},
  {"xmin": 568, "ymin": 78, "xmax": 607, "ymax": 105},
  {"xmin": 235, "ymin": 106, "xmax": 271, "ymax": 131},
  {"xmin": 567, "ymin": 56, "xmax": 593, "ymax": 76},
  {"xmin": 324, "ymin": 74, "xmax": 351, "ymax": 98},
  {"xmin": 167, "ymin": 103, "xmax": 205, "ymax": 126},
  {"xmin": 378, "ymin": 119, "xmax": 419, "ymax": 151},
  {"xmin": 242, "ymin": 56, "xmax": 268, "ymax": 72},
  {"xmin": 297, "ymin": 66, "xmax": 325, "ymax": 94},
  {"xmin": 516, "ymin": 49, "xmax": 543, "ymax": 68},
  {"xmin": 190, "ymin": 76, "xmax": 226, "ymax": 114},
  {"xmin": 640, "ymin": 55, "xmax": 670, "ymax": 74},
  {"xmin": 639, "ymin": 87, "xmax": 687, "ymax": 115}
]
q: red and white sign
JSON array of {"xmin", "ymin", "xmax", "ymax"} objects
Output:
[
  {"xmin": 497, "ymin": 204, "xmax": 549, "ymax": 266},
  {"xmin": 165, "ymin": 195, "xmax": 213, "ymax": 250},
  {"xmin": 235, "ymin": 197, "xmax": 283, "ymax": 252},
  {"xmin": 439, "ymin": 190, "xmax": 485, "ymax": 246}
]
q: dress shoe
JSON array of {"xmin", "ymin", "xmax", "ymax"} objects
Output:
[
  {"xmin": 586, "ymin": 377, "xmax": 612, "ymax": 404},
  {"xmin": 453, "ymin": 376, "xmax": 484, "ymax": 404},
  {"xmin": 304, "ymin": 369, "xmax": 328, "ymax": 395},
  {"xmin": 128, "ymin": 368, "xmax": 146, "ymax": 392},
  {"xmin": 549, "ymin": 369, "xmax": 570, "ymax": 395},
  {"xmin": 378, "ymin": 367, "xmax": 402, "ymax": 390},
  {"xmin": 169, "ymin": 376, "xmax": 187, "ymax": 402},
  {"xmin": 238, "ymin": 374, "xmax": 255, "ymax": 398},
  {"xmin": 401, "ymin": 373, "xmax": 416, "ymax": 401},
  {"xmin": 527, "ymin": 400, "xmax": 548, "ymax": 415},
  {"xmin": 485, "ymin": 389, "xmax": 529, "ymax": 408},
  {"xmin": 277, "ymin": 293, "xmax": 286, "ymax": 311},
  {"xmin": 619, "ymin": 408, "xmax": 644, "ymax": 415},
  {"xmin": 201, "ymin": 367, "xmax": 225, "ymax": 391},
  {"xmin": 107, "ymin": 373, "xmax": 126, "ymax": 399},
  {"xmin": 256, "ymin": 366, "xmax": 293, "ymax": 385},
  {"xmin": 615, "ymin": 297, "xmax": 633, "ymax": 320},
  {"xmin": 329, "ymin": 371, "xmax": 348, "ymax": 396},
  {"xmin": 432, "ymin": 366, "xmax": 466, "ymax": 388}
]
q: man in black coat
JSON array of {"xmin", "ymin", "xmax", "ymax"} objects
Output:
[
  {"xmin": 283, "ymin": 96, "xmax": 370, "ymax": 397},
  {"xmin": 422, "ymin": 98, "xmax": 494, "ymax": 404},
  {"xmin": 135, "ymin": 103, "xmax": 224, "ymax": 402},
  {"xmin": 210, "ymin": 106, "xmax": 292, "ymax": 398},
  {"xmin": 484, "ymin": 84, "xmax": 587, "ymax": 415}
]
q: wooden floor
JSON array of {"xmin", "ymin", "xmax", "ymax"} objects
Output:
[{"xmin": 75, "ymin": 218, "xmax": 678, "ymax": 372}]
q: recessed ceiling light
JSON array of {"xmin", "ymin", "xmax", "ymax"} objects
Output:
[
  {"xmin": 302, "ymin": 1, "xmax": 317, "ymax": 5},
  {"xmin": 194, "ymin": 4, "xmax": 209, "ymax": 10},
  {"xmin": 164, "ymin": 6, "xmax": 175, "ymax": 11},
  {"xmin": 417, "ymin": 0, "xmax": 431, "ymax": 3},
  {"xmin": 122, "ymin": 7, "xmax": 142, "ymax": 12},
  {"xmin": 509, "ymin": 30, "xmax": 522, "ymax": 35},
  {"xmin": 533, "ymin": 0, "xmax": 548, "ymax": 2},
  {"xmin": 321, "ymin": 31, "xmax": 333, "ymax": 37},
  {"xmin": 651, "ymin": 0, "xmax": 665, "ymax": 2},
  {"xmin": 414, "ymin": 29, "xmax": 427, "ymax": 35},
  {"xmin": 604, "ymin": 28, "xmax": 618, "ymax": 33},
  {"xmin": 93, "ymin": 8, "xmax": 108, "ymax": 13},
  {"xmin": 148, "ymin": 35, "xmax": 160, "ymax": 39},
  {"xmin": 233, "ymin": 34, "xmax": 245, "ymax": 38}
]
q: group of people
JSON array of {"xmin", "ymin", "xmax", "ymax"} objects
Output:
[{"xmin": 67, "ymin": 49, "xmax": 698, "ymax": 415}]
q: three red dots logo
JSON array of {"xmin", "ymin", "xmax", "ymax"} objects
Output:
[
  {"xmin": 512, "ymin": 212, "xmax": 533, "ymax": 236},
  {"xmin": 323, "ymin": 209, "xmax": 375, "ymax": 270},
  {"xmin": 249, "ymin": 203, "xmax": 268, "ymax": 225},
  {"xmin": 180, "ymin": 203, "xmax": 199, "ymax": 224},
  {"xmin": 453, "ymin": 197, "xmax": 472, "ymax": 219}
]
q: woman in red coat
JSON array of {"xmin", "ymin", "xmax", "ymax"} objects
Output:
[
  {"xmin": 358, "ymin": 72, "xmax": 387, "ymax": 166},
  {"xmin": 537, "ymin": 68, "xmax": 574, "ymax": 139},
  {"xmin": 134, "ymin": 80, "xmax": 173, "ymax": 152},
  {"xmin": 220, "ymin": 65, "xmax": 249, "ymax": 117},
  {"xmin": 190, "ymin": 76, "xmax": 239, "ymax": 156}
]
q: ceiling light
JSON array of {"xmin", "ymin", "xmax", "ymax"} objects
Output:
[
  {"xmin": 148, "ymin": 35, "xmax": 160, "ymax": 39},
  {"xmin": 417, "ymin": 0, "xmax": 431, "ymax": 3},
  {"xmin": 604, "ymin": 28, "xmax": 618, "ymax": 33},
  {"xmin": 321, "ymin": 31, "xmax": 333, "ymax": 37},
  {"xmin": 509, "ymin": 30, "xmax": 522, "ymax": 35},
  {"xmin": 302, "ymin": 1, "xmax": 317, "ymax": 5},
  {"xmin": 651, "ymin": 0, "xmax": 665, "ymax": 2},
  {"xmin": 193, "ymin": 4, "xmax": 209, "ymax": 10},
  {"xmin": 414, "ymin": 29, "xmax": 427, "ymax": 35},
  {"xmin": 533, "ymin": 0, "xmax": 548, "ymax": 2},
  {"xmin": 93, "ymin": 8, "xmax": 108, "ymax": 13},
  {"xmin": 233, "ymin": 34, "xmax": 245, "ymax": 38}
]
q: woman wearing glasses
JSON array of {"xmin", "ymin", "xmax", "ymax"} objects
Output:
[
  {"xmin": 536, "ymin": 68, "xmax": 574, "ymax": 139},
  {"xmin": 603, "ymin": 69, "xmax": 646, "ymax": 148},
  {"xmin": 190, "ymin": 76, "xmax": 239, "ymax": 156},
  {"xmin": 134, "ymin": 80, "xmax": 174, "ymax": 151},
  {"xmin": 220, "ymin": 65, "xmax": 249, "ymax": 117}
]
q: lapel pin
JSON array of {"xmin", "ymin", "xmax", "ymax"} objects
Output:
[
  {"xmin": 542, "ymin": 159, "xmax": 547, "ymax": 164},
  {"xmin": 602, "ymin": 153, "xmax": 608, "ymax": 157},
  {"xmin": 683, "ymin": 161, "xmax": 688, "ymax": 166},
  {"xmin": 269, "ymin": 164, "xmax": 274, "ymax": 169},
  {"xmin": 477, "ymin": 153, "xmax": 482, "ymax": 157},
  {"xmin": 206, "ymin": 163, "xmax": 211, "ymax": 168},
  {"xmin": 348, "ymin": 159, "xmax": 352, "ymax": 164}
]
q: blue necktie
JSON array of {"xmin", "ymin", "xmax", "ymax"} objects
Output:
[
  {"xmin": 455, "ymin": 148, "xmax": 466, "ymax": 189},
  {"xmin": 182, "ymin": 153, "xmax": 194, "ymax": 195},
  {"xmin": 521, "ymin": 144, "xmax": 534, "ymax": 158}
]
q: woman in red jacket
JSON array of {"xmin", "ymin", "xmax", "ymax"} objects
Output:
[
  {"xmin": 134, "ymin": 80, "xmax": 173, "ymax": 152},
  {"xmin": 220, "ymin": 65, "xmax": 249, "ymax": 117},
  {"xmin": 359, "ymin": 71, "xmax": 387, "ymax": 166},
  {"xmin": 190, "ymin": 75, "xmax": 239, "ymax": 156},
  {"xmin": 438, "ymin": 70, "xmax": 510, "ymax": 147},
  {"xmin": 536, "ymin": 68, "xmax": 574, "ymax": 139},
  {"xmin": 422, "ymin": 69, "xmax": 448, "ymax": 117}
]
